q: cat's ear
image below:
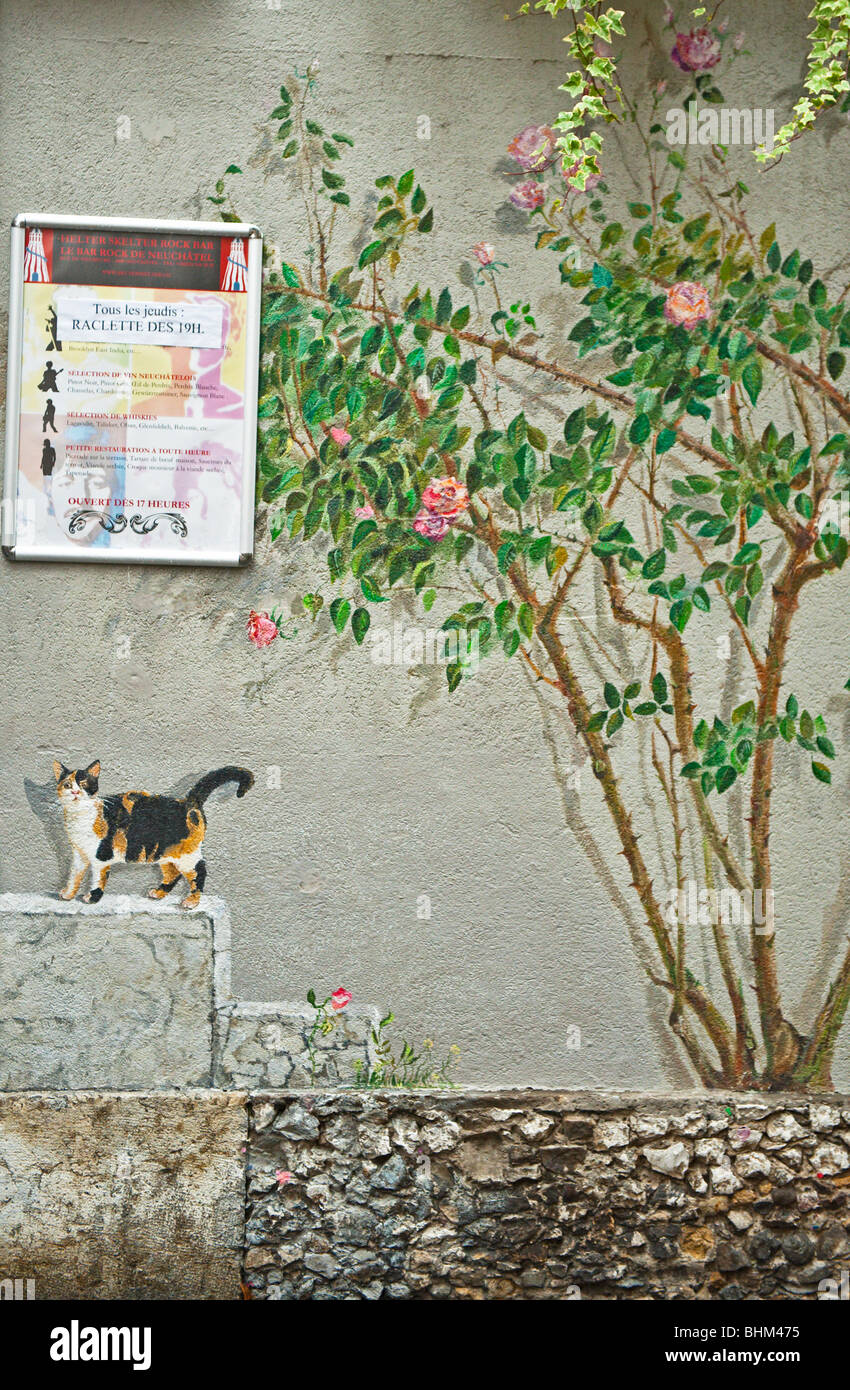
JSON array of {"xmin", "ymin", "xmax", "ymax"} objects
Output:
[
  {"xmin": 53, "ymin": 759, "xmax": 68, "ymax": 781},
  {"xmin": 85, "ymin": 760, "xmax": 101, "ymax": 777}
]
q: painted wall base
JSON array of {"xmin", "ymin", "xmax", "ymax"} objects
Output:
[{"xmin": 0, "ymin": 894, "xmax": 375, "ymax": 1090}]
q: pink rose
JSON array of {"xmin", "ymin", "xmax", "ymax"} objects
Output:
[
  {"xmin": 421, "ymin": 476, "xmax": 470, "ymax": 518},
  {"xmin": 355, "ymin": 502, "xmax": 375, "ymax": 519},
  {"xmin": 246, "ymin": 609, "xmax": 279, "ymax": 648},
  {"xmin": 509, "ymin": 180, "xmax": 545, "ymax": 211},
  {"xmin": 507, "ymin": 123, "xmax": 556, "ymax": 172},
  {"xmin": 276, "ymin": 1170, "xmax": 293, "ymax": 1186},
  {"xmin": 671, "ymin": 27, "xmax": 722, "ymax": 72},
  {"xmin": 472, "ymin": 242, "xmax": 496, "ymax": 266},
  {"xmin": 330, "ymin": 987, "xmax": 352, "ymax": 1011},
  {"xmin": 664, "ymin": 281, "xmax": 712, "ymax": 330},
  {"xmin": 413, "ymin": 509, "xmax": 450, "ymax": 541},
  {"xmin": 564, "ymin": 160, "xmax": 602, "ymax": 192},
  {"xmin": 330, "ymin": 425, "xmax": 351, "ymax": 447}
]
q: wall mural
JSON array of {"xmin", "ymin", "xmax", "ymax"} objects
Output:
[{"xmin": 213, "ymin": 12, "xmax": 850, "ymax": 1092}]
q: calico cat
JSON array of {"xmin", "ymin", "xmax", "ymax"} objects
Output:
[{"xmin": 53, "ymin": 760, "xmax": 254, "ymax": 907}]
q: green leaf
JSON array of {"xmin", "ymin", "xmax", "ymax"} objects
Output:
[
  {"xmin": 358, "ymin": 240, "xmax": 386, "ymax": 269},
  {"xmin": 812, "ymin": 761, "xmax": 832, "ymax": 784},
  {"xmin": 716, "ymin": 765, "xmax": 737, "ymax": 794},
  {"xmin": 741, "ymin": 360, "xmax": 763, "ymax": 405},
  {"xmin": 587, "ymin": 710, "xmax": 607, "ymax": 732},
  {"xmin": 604, "ymin": 681, "xmax": 621, "ymax": 709},
  {"xmin": 670, "ymin": 597, "xmax": 693, "ymax": 633},
  {"xmin": 642, "ymin": 548, "xmax": 666, "ymax": 580},
  {"xmin": 351, "ymin": 608, "xmax": 371, "ymax": 644},
  {"xmin": 629, "ymin": 413, "xmax": 651, "ymax": 446},
  {"xmin": 330, "ymin": 597, "xmax": 351, "ymax": 633},
  {"xmin": 828, "ymin": 351, "xmax": 846, "ymax": 381},
  {"xmin": 634, "ymin": 701, "xmax": 657, "ymax": 717},
  {"xmin": 505, "ymin": 601, "xmax": 530, "ymax": 642},
  {"xmin": 651, "ymin": 672, "xmax": 668, "ymax": 705},
  {"xmin": 656, "ymin": 427, "xmax": 677, "ymax": 454},
  {"xmin": 607, "ymin": 709, "xmax": 624, "ymax": 736}
]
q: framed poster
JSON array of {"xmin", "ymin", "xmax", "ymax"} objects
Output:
[{"xmin": 3, "ymin": 214, "xmax": 262, "ymax": 566}]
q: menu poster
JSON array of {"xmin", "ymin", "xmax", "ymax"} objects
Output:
[{"xmin": 3, "ymin": 218, "xmax": 262, "ymax": 565}]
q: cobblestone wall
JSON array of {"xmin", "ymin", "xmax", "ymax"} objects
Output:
[{"xmin": 244, "ymin": 1091, "xmax": 850, "ymax": 1300}]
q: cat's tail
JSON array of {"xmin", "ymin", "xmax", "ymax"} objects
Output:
[{"xmin": 187, "ymin": 766, "xmax": 254, "ymax": 808}]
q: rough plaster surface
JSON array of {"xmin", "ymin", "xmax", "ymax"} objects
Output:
[
  {"xmin": 0, "ymin": 894, "xmax": 217, "ymax": 1089},
  {"xmin": 0, "ymin": 1090, "xmax": 247, "ymax": 1299},
  {"xmin": 245, "ymin": 1090, "xmax": 850, "ymax": 1300},
  {"xmin": 0, "ymin": 1, "xmax": 848, "ymax": 1090}
]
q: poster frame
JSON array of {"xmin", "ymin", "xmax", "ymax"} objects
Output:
[{"xmin": 2, "ymin": 212, "xmax": 263, "ymax": 567}]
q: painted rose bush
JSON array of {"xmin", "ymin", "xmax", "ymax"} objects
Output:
[{"xmin": 216, "ymin": 20, "xmax": 850, "ymax": 1091}]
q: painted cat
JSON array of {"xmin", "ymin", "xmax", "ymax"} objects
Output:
[{"xmin": 53, "ymin": 760, "xmax": 254, "ymax": 907}]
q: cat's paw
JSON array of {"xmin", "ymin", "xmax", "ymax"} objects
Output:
[
  {"xmin": 58, "ymin": 887, "xmax": 77, "ymax": 900},
  {"xmin": 148, "ymin": 887, "xmax": 167, "ymax": 899},
  {"xmin": 180, "ymin": 893, "xmax": 201, "ymax": 910},
  {"xmin": 83, "ymin": 889, "xmax": 104, "ymax": 904}
]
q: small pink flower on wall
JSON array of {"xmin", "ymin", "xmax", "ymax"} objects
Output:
[
  {"xmin": 246, "ymin": 609, "xmax": 279, "ymax": 648},
  {"xmin": 354, "ymin": 501, "xmax": 375, "ymax": 519},
  {"xmin": 421, "ymin": 476, "xmax": 470, "ymax": 518},
  {"xmin": 472, "ymin": 242, "xmax": 496, "ymax": 266},
  {"xmin": 664, "ymin": 281, "xmax": 712, "ymax": 330},
  {"xmin": 671, "ymin": 27, "xmax": 722, "ymax": 72},
  {"xmin": 509, "ymin": 180, "xmax": 545, "ymax": 211},
  {"xmin": 330, "ymin": 425, "xmax": 351, "ymax": 447},
  {"xmin": 275, "ymin": 1170, "xmax": 294, "ymax": 1186},
  {"xmin": 413, "ymin": 509, "xmax": 450, "ymax": 541},
  {"xmin": 330, "ymin": 987, "xmax": 352, "ymax": 1011},
  {"xmin": 507, "ymin": 123, "xmax": 556, "ymax": 172}
]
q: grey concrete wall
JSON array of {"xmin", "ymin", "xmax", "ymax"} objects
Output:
[{"xmin": 0, "ymin": 0, "xmax": 848, "ymax": 1090}]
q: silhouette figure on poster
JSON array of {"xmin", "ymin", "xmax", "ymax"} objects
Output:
[
  {"xmin": 37, "ymin": 361, "xmax": 63, "ymax": 392},
  {"xmin": 40, "ymin": 439, "xmax": 57, "ymax": 476},
  {"xmin": 42, "ymin": 399, "xmax": 57, "ymax": 433},
  {"xmin": 45, "ymin": 307, "xmax": 62, "ymax": 352}
]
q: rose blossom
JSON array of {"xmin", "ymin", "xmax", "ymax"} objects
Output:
[
  {"xmin": 671, "ymin": 27, "xmax": 722, "ymax": 72},
  {"xmin": 330, "ymin": 424, "xmax": 351, "ymax": 447},
  {"xmin": 472, "ymin": 242, "xmax": 496, "ymax": 266},
  {"xmin": 246, "ymin": 609, "xmax": 279, "ymax": 648},
  {"xmin": 664, "ymin": 280, "xmax": 712, "ymax": 330},
  {"xmin": 507, "ymin": 123, "xmax": 556, "ymax": 172},
  {"xmin": 509, "ymin": 179, "xmax": 545, "ymax": 211},
  {"xmin": 421, "ymin": 476, "xmax": 470, "ymax": 518},
  {"xmin": 330, "ymin": 987, "xmax": 352, "ymax": 1011},
  {"xmin": 413, "ymin": 509, "xmax": 450, "ymax": 541},
  {"xmin": 354, "ymin": 501, "xmax": 375, "ymax": 519}
]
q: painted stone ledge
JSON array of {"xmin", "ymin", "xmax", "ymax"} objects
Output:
[
  {"xmin": 0, "ymin": 893, "xmax": 376, "ymax": 1091},
  {"xmin": 244, "ymin": 1090, "xmax": 850, "ymax": 1300},
  {"xmin": 0, "ymin": 1090, "xmax": 247, "ymax": 1299}
]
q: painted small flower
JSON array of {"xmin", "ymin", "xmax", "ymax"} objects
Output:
[
  {"xmin": 655, "ymin": 78, "xmax": 668, "ymax": 96},
  {"xmin": 421, "ymin": 476, "xmax": 470, "ymax": 518},
  {"xmin": 413, "ymin": 509, "xmax": 450, "ymax": 541},
  {"xmin": 664, "ymin": 280, "xmax": 712, "ymax": 330},
  {"xmin": 663, "ymin": 3, "xmax": 674, "ymax": 25},
  {"xmin": 564, "ymin": 159, "xmax": 602, "ymax": 192},
  {"xmin": 733, "ymin": 31, "xmax": 745, "ymax": 50},
  {"xmin": 354, "ymin": 501, "xmax": 375, "ymax": 519},
  {"xmin": 330, "ymin": 987, "xmax": 352, "ymax": 1011},
  {"xmin": 671, "ymin": 27, "xmax": 722, "ymax": 72},
  {"xmin": 509, "ymin": 179, "xmax": 545, "ymax": 211},
  {"xmin": 507, "ymin": 122, "xmax": 556, "ymax": 172},
  {"xmin": 330, "ymin": 425, "xmax": 351, "ymax": 447},
  {"xmin": 472, "ymin": 242, "xmax": 496, "ymax": 266},
  {"xmin": 246, "ymin": 609, "xmax": 279, "ymax": 648},
  {"xmin": 275, "ymin": 1169, "xmax": 294, "ymax": 1186}
]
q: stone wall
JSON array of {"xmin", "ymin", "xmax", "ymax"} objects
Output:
[{"xmin": 243, "ymin": 1091, "xmax": 850, "ymax": 1300}]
